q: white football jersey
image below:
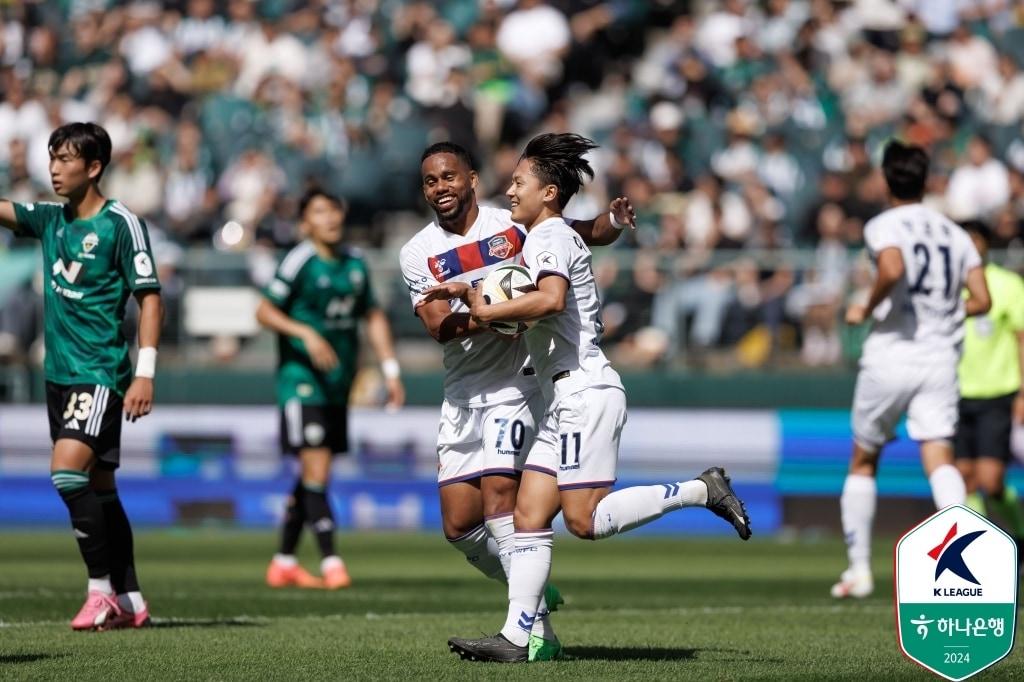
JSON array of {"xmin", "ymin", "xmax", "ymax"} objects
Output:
[
  {"xmin": 861, "ymin": 203, "xmax": 982, "ymax": 366},
  {"xmin": 400, "ymin": 206, "xmax": 538, "ymax": 407},
  {"xmin": 521, "ymin": 216, "xmax": 623, "ymax": 405}
]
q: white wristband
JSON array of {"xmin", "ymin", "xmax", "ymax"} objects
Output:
[
  {"xmin": 135, "ymin": 347, "xmax": 157, "ymax": 379},
  {"xmin": 609, "ymin": 210, "xmax": 625, "ymax": 230},
  {"xmin": 381, "ymin": 358, "xmax": 400, "ymax": 380}
]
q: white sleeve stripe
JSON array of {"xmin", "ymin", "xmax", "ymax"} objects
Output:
[
  {"xmin": 279, "ymin": 241, "xmax": 316, "ymax": 281},
  {"xmin": 110, "ymin": 203, "xmax": 146, "ymax": 252}
]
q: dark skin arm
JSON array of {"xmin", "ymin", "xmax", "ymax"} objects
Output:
[{"xmin": 414, "ymin": 299, "xmax": 487, "ymax": 343}]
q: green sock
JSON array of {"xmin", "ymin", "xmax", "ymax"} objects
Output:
[
  {"xmin": 989, "ymin": 486, "xmax": 1024, "ymax": 539},
  {"xmin": 965, "ymin": 491, "xmax": 986, "ymax": 517}
]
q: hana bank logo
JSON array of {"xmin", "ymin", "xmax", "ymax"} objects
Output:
[{"xmin": 929, "ymin": 523, "xmax": 986, "ymax": 597}]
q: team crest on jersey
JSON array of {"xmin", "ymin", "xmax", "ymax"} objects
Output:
[
  {"xmin": 350, "ymin": 269, "xmax": 364, "ymax": 288},
  {"xmin": 318, "ymin": 275, "xmax": 331, "ymax": 289},
  {"xmin": 82, "ymin": 232, "xmax": 99, "ymax": 253},
  {"xmin": 487, "ymin": 235, "xmax": 514, "ymax": 260}
]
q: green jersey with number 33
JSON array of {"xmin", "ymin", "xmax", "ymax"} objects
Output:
[
  {"xmin": 263, "ymin": 241, "xmax": 377, "ymax": 406},
  {"xmin": 13, "ymin": 199, "xmax": 161, "ymax": 395}
]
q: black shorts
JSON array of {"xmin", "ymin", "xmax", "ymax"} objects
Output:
[
  {"xmin": 279, "ymin": 401, "xmax": 349, "ymax": 456},
  {"xmin": 46, "ymin": 382, "xmax": 123, "ymax": 469},
  {"xmin": 954, "ymin": 392, "xmax": 1015, "ymax": 462}
]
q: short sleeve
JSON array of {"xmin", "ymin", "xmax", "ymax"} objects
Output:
[
  {"xmin": 522, "ymin": 225, "xmax": 572, "ymax": 284},
  {"xmin": 262, "ymin": 244, "xmax": 314, "ymax": 309},
  {"xmin": 399, "ymin": 242, "xmax": 441, "ymax": 310},
  {"xmin": 116, "ymin": 215, "xmax": 161, "ymax": 292},
  {"xmin": 863, "ymin": 216, "xmax": 901, "ymax": 259},
  {"xmin": 12, "ymin": 201, "xmax": 63, "ymax": 240}
]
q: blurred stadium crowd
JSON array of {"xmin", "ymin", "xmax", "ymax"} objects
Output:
[{"xmin": 2, "ymin": 0, "xmax": 1024, "ymax": 372}]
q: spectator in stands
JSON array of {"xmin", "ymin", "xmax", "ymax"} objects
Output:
[{"xmin": 947, "ymin": 135, "xmax": 1011, "ymax": 222}]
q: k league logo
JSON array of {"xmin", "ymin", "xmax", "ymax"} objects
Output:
[{"xmin": 896, "ymin": 505, "xmax": 1017, "ymax": 681}]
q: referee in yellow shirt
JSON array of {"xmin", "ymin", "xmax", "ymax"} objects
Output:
[{"xmin": 955, "ymin": 222, "xmax": 1024, "ymax": 550}]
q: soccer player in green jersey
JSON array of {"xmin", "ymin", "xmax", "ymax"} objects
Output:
[
  {"xmin": 259, "ymin": 188, "xmax": 404, "ymax": 590},
  {"xmin": 0, "ymin": 122, "xmax": 163, "ymax": 630},
  {"xmin": 955, "ymin": 223, "xmax": 1024, "ymax": 555}
]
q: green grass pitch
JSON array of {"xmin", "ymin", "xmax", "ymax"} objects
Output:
[{"xmin": 0, "ymin": 531, "xmax": 1020, "ymax": 680}]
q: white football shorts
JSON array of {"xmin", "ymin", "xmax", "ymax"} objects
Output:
[
  {"xmin": 852, "ymin": 360, "xmax": 959, "ymax": 451},
  {"xmin": 437, "ymin": 392, "xmax": 545, "ymax": 486},
  {"xmin": 525, "ymin": 386, "xmax": 627, "ymax": 490}
]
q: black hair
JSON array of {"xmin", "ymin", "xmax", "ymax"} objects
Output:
[
  {"xmin": 48, "ymin": 122, "xmax": 112, "ymax": 181},
  {"xmin": 520, "ymin": 133, "xmax": 597, "ymax": 209},
  {"xmin": 881, "ymin": 139, "xmax": 929, "ymax": 200},
  {"xmin": 420, "ymin": 141, "xmax": 476, "ymax": 170},
  {"xmin": 960, "ymin": 219, "xmax": 991, "ymax": 244},
  {"xmin": 298, "ymin": 187, "xmax": 346, "ymax": 218}
]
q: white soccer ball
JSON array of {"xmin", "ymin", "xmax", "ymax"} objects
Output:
[{"xmin": 478, "ymin": 264, "xmax": 536, "ymax": 335}]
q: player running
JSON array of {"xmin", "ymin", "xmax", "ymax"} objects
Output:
[
  {"xmin": 261, "ymin": 188, "xmax": 404, "ymax": 590},
  {"xmin": 0, "ymin": 122, "xmax": 162, "ymax": 630},
  {"xmin": 424, "ymin": 133, "xmax": 751, "ymax": 663},
  {"xmin": 399, "ymin": 141, "xmax": 634, "ymax": 660},
  {"xmin": 832, "ymin": 141, "xmax": 991, "ymax": 599},
  {"xmin": 954, "ymin": 222, "xmax": 1024, "ymax": 560}
]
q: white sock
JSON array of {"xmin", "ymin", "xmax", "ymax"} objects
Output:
[
  {"xmin": 449, "ymin": 524, "xmax": 505, "ymax": 582},
  {"xmin": 591, "ymin": 481, "xmax": 708, "ymax": 539},
  {"xmin": 485, "ymin": 514, "xmax": 554, "ymax": 641},
  {"xmin": 484, "ymin": 514, "xmax": 515, "ymax": 580},
  {"xmin": 321, "ymin": 555, "xmax": 344, "ymax": 573},
  {"xmin": 88, "ymin": 576, "xmax": 113, "ymax": 595},
  {"xmin": 117, "ymin": 591, "xmax": 145, "ymax": 614},
  {"xmin": 930, "ymin": 464, "xmax": 967, "ymax": 509},
  {"xmin": 273, "ymin": 553, "xmax": 297, "ymax": 568},
  {"xmin": 840, "ymin": 474, "xmax": 876, "ymax": 573},
  {"xmin": 500, "ymin": 530, "xmax": 553, "ymax": 647}
]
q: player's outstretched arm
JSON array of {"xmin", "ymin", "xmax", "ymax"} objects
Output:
[
  {"xmin": 124, "ymin": 290, "xmax": 164, "ymax": 422},
  {"xmin": 470, "ymin": 275, "xmax": 567, "ymax": 325},
  {"xmin": 569, "ymin": 197, "xmax": 636, "ymax": 247},
  {"xmin": 847, "ymin": 247, "xmax": 904, "ymax": 325},
  {"xmin": 255, "ymin": 298, "xmax": 338, "ymax": 371},
  {"xmin": 0, "ymin": 200, "xmax": 19, "ymax": 231},
  {"xmin": 365, "ymin": 308, "xmax": 405, "ymax": 409}
]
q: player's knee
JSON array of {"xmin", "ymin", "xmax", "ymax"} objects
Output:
[
  {"xmin": 442, "ymin": 515, "xmax": 480, "ymax": 541},
  {"xmin": 562, "ymin": 511, "xmax": 595, "ymax": 540},
  {"xmin": 481, "ymin": 482, "xmax": 517, "ymax": 517}
]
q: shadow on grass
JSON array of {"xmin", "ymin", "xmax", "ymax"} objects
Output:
[
  {"xmin": 0, "ymin": 654, "xmax": 67, "ymax": 664},
  {"xmin": 149, "ymin": 618, "xmax": 264, "ymax": 629},
  {"xmin": 565, "ymin": 646, "xmax": 782, "ymax": 663}
]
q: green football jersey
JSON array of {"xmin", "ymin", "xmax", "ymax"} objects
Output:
[
  {"xmin": 13, "ymin": 199, "xmax": 161, "ymax": 395},
  {"xmin": 263, "ymin": 241, "xmax": 377, "ymax": 406}
]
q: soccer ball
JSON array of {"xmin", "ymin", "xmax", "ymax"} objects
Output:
[{"xmin": 478, "ymin": 264, "xmax": 536, "ymax": 335}]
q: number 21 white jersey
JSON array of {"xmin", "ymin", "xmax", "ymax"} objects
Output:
[{"xmin": 861, "ymin": 203, "xmax": 981, "ymax": 367}]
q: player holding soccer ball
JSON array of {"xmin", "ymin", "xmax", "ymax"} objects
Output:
[
  {"xmin": 0, "ymin": 123, "xmax": 162, "ymax": 630},
  {"xmin": 831, "ymin": 141, "xmax": 991, "ymax": 599},
  {"xmin": 399, "ymin": 142, "xmax": 634, "ymax": 660},
  {"xmin": 423, "ymin": 133, "xmax": 752, "ymax": 663},
  {"xmin": 260, "ymin": 188, "xmax": 404, "ymax": 590}
]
